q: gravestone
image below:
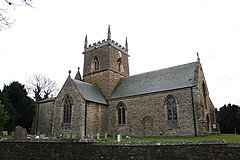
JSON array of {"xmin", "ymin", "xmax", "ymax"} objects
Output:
[
  {"xmin": 3, "ymin": 131, "xmax": 8, "ymax": 136},
  {"xmin": 117, "ymin": 134, "xmax": 122, "ymax": 142},
  {"xmin": 20, "ymin": 129, "xmax": 27, "ymax": 139},
  {"xmin": 14, "ymin": 126, "xmax": 22, "ymax": 139},
  {"xmin": 97, "ymin": 133, "xmax": 100, "ymax": 140}
]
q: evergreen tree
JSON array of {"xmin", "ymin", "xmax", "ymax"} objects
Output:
[
  {"xmin": 0, "ymin": 101, "xmax": 9, "ymax": 136},
  {"xmin": 0, "ymin": 82, "xmax": 36, "ymax": 133},
  {"xmin": 217, "ymin": 104, "xmax": 240, "ymax": 134}
]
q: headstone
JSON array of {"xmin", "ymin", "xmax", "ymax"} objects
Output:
[
  {"xmin": 20, "ymin": 129, "xmax": 27, "ymax": 139},
  {"xmin": 3, "ymin": 131, "xmax": 8, "ymax": 136},
  {"xmin": 117, "ymin": 134, "xmax": 122, "ymax": 142},
  {"xmin": 14, "ymin": 126, "xmax": 22, "ymax": 139},
  {"xmin": 97, "ymin": 133, "xmax": 100, "ymax": 140},
  {"xmin": 104, "ymin": 133, "xmax": 107, "ymax": 139}
]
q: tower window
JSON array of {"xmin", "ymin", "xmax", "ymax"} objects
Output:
[
  {"xmin": 167, "ymin": 96, "xmax": 177, "ymax": 120},
  {"xmin": 117, "ymin": 58, "xmax": 122, "ymax": 72},
  {"xmin": 63, "ymin": 95, "xmax": 72, "ymax": 123},
  {"xmin": 117, "ymin": 102, "xmax": 126, "ymax": 124},
  {"xmin": 93, "ymin": 57, "xmax": 100, "ymax": 70}
]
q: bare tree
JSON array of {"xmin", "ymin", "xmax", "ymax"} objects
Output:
[
  {"xmin": 26, "ymin": 74, "xmax": 59, "ymax": 101},
  {"xmin": 0, "ymin": 0, "xmax": 33, "ymax": 30}
]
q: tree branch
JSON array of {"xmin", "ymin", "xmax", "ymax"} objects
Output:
[{"xmin": 0, "ymin": 0, "xmax": 33, "ymax": 30}]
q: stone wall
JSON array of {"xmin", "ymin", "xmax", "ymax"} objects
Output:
[
  {"xmin": 35, "ymin": 98, "xmax": 55, "ymax": 135},
  {"xmin": 83, "ymin": 44, "xmax": 129, "ymax": 97},
  {"xmin": 0, "ymin": 141, "xmax": 239, "ymax": 160},
  {"xmin": 52, "ymin": 77, "xmax": 86, "ymax": 138},
  {"xmin": 108, "ymin": 88, "xmax": 196, "ymax": 136},
  {"xmin": 192, "ymin": 63, "xmax": 219, "ymax": 136},
  {"xmin": 86, "ymin": 102, "xmax": 108, "ymax": 136}
]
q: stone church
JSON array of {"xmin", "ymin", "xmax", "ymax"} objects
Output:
[{"xmin": 34, "ymin": 26, "xmax": 218, "ymax": 138}]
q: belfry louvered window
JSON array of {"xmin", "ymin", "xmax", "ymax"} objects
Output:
[
  {"xmin": 167, "ymin": 97, "xmax": 177, "ymax": 120},
  {"xmin": 117, "ymin": 102, "xmax": 126, "ymax": 124},
  {"xmin": 63, "ymin": 95, "xmax": 72, "ymax": 123}
]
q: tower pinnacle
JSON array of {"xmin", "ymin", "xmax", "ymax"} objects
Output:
[
  {"xmin": 125, "ymin": 37, "xmax": 128, "ymax": 52},
  {"xmin": 84, "ymin": 34, "xmax": 88, "ymax": 50},
  {"xmin": 107, "ymin": 25, "xmax": 111, "ymax": 41}
]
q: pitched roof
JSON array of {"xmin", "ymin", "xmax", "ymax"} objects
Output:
[
  {"xmin": 73, "ymin": 79, "xmax": 108, "ymax": 105},
  {"xmin": 109, "ymin": 62, "xmax": 199, "ymax": 99}
]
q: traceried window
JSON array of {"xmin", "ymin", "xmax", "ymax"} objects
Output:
[
  {"xmin": 63, "ymin": 95, "xmax": 72, "ymax": 123},
  {"xmin": 117, "ymin": 102, "xmax": 126, "ymax": 124},
  {"xmin": 93, "ymin": 57, "xmax": 100, "ymax": 70},
  {"xmin": 167, "ymin": 96, "xmax": 177, "ymax": 120}
]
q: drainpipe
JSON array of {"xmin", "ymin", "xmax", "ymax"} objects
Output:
[
  {"xmin": 84, "ymin": 101, "xmax": 87, "ymax": 136},
  {"xmin": 191, "ymin": 87, "xmax": 197, "ymax": 137}
]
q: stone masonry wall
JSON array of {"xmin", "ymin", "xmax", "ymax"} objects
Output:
[
  {"xmin": 52, "ymin": 77, "xmax": 86, "ymax": 138},
  {"xmin": 108, "ymin": 88, "xmax": 195, "ymax": 136},
  {"xmin": 192, "ymin": 63, "xmax": 218, "ymax": 136},
  {"xmin": 0, "ymin": 141, "xmax": 239, "ymax": 160},
  {"xmin": 86, "ymin": 102, "xmax": 108, "ymax": 136},
  {"xmin": 83, "ymin": 44, "xmax": 129, "ymax": 97},
  {"xmin": 36, "ymin": 99, "xmax": 55, "ymax": 135}
]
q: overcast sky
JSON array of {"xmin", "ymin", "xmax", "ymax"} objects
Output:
[{"xmin": 0, "ymin": 0, "xmax": 240, "ymax": 109}]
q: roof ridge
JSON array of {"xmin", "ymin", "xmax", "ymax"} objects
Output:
[{"xmin": 123, "ymin": 61, "xmax": 198, "ymax": 79}]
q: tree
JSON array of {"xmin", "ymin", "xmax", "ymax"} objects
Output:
[
  {"xmin": 217, "ymin": 104, "xmax": 240, "ymax": 134},
  {"xmin": 26, "ymin": 74, "xmax": 58, "ymax": 101},
  {"xmin": 0, "ymin": 0, "xmax": 33, "ymax": 30},
  {"xmin": 1, "ymin": 81, "xmax": 36, "ymax": 133},
  {"xmin": 0, "ymin": 101, "xmax": 9, "ymax": 136}
]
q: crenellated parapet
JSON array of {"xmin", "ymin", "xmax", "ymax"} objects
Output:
[
  {"xmin": 83, "ymin": 25, "xmax": 128, "ymax": 54},
  {"xmin": 84, "ymin": 39, "xmax": 128, "ymax": 54}
]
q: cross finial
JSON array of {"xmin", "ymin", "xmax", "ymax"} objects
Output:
[
  {"xmin": 197, "ymin": 52, "xmax": 200, "ymax": 62},
  {"xmin": 107, "ymin": 25, "xmax": 111, "ymax": 41}
]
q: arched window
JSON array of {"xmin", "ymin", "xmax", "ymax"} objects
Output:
[
  {"xmin": 117, "ymin": 58, "xmax": 122, "ymax": 72},
  {"xmin": 63, "ymin": 95, "xmax": 72, "ymax": 123},
  {"xmin": 167, "ymin": 96, "xmax": 177, "ymax": 120},
  {"xmin": 117, "ymin": 102, "xmax": 126, "ymax": 124},
  {"xmin": 93, "ymin": 57, "xmax": 99, "ymax": 70}
]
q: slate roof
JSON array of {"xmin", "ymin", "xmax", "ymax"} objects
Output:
[
  {"xmin": 110, "ymin": 62, "xmax": 199, "ymax": 99},
  {"xmin": 73, "ymin": 79, "xmax": 108, "ymax": 105}
]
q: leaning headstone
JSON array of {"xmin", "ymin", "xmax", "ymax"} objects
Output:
[
  {"xmin": 14, "ymin": 126, "xmax": 22, "ymax": 139},
  {"xmin": 3, "ymin": 131, "xmax": 8, "ymax": 136},
  {"xmin": 20, "ymin": 129, "xmax": 27, "ymax": 139}
]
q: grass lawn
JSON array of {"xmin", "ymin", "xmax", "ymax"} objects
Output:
[{"xmin": 99, "ymin": 134, "xmax": 240, "ymax": 143}]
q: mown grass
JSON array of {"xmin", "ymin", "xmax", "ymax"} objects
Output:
[{"xmin": 98, "ymin": 134, "xmax": 240, "ymax": 143}]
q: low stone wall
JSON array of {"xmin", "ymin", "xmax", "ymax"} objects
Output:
[{"xmin": 0, "ymin": 140, "xmax": 239, "ymax": 160}]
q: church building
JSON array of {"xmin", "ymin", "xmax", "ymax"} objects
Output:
[{"xmin": 34, "ymin": 26, "xmax": 218, "ymax": 138}]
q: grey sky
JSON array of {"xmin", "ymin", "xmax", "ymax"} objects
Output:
[{"xmin": 0, "ymin": 0, "xmax": 240, "ymax": 109}]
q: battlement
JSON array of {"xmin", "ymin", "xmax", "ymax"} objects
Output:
[{"xmin": 84, "ymin": 39, "xmax": 128, "ymax": 54}]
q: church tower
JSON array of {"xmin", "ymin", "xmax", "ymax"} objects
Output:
[{"xmin": 83, "ymin": 25, "xmax": 129, "ymax": 97}]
